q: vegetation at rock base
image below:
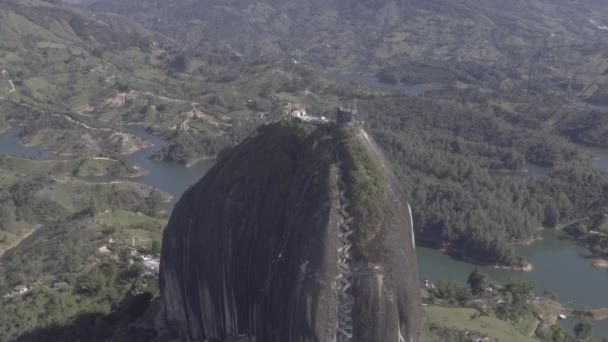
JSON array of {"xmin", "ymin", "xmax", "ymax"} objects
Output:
[
  {"xmin": 0, "ymin": 201, "xmax": 166, "ymax": 341},
  {"xmin": 0, "ymin": 266, "xmax": 159, "ymax": 342},
  {"xmin": 423, "ymin": 272, "xmax": 608, "ymax": 342},
  {"xmin": 0, "ymin": 150, "xmax": 167, "ymax": 341},
  {"xmin": 468, "ymin": 268, "xmax": 488, "ymax": 296}
]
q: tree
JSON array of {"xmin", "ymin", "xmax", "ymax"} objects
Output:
[
  {"xmin": 76, "ymin": 268, "xmax": 108, "ymax": 295},
  {"xmin": 567, "ymin": 222, "xmax": 589, "ymax": 238},
  {"xmin": 434, "ymin": 280, "xmax": 471, "ymax": 306},
  {"xmin": 376, "ymin": 69, "xmax": 398, "ymax": 84},
  {"xmin": 142, "ymin": 190, "xmax": 164, "ymax": 217},
  {"xmin": 504, "ymin": 279, "xmax": 534, "ymax": 301},
  {"xmin": 0, "ymin": 203, "xmax": 15, "ymax": 231},
  {"xmin": 573, "ymin": 319, "xmax": 593, "ymax": 340},
  {"xmin": 86, "ymin": 195, "xmax": 102, "ymax": 215},
  {"xmin": 467, "ymin": 268, "xmax": 488, "ymax": 295},
  {"xmin": 550, "ymin": 325, "xmax": 568, "ymax": 342},
  {"xmin": 116, "ymin": 82, "xmax": 130, "ymax": 93},
  {"xmin": 543, "ymin": 203, "xmax": 559, "ymax": 227},
  {"xmin": 151, "ymin": 240, "xmax": 161, "ymax": 255},
  {"xmin": 169, "ymin": 53, "xmax": 188, "ymax": 72},
  {"xmin": 497, "ymin": 279, "xmax": 535, "ymax": 320}
]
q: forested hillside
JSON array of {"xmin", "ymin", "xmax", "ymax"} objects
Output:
[{"xmin": 358, "ymin": 94, "xmax": 608, "ymax": 265}]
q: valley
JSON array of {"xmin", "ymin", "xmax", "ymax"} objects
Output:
[{"xmin": 1, "ymin": 0, "xmax": 608, "ymax": 341}]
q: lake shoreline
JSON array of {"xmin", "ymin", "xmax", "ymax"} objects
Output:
[
  {"xmin": 590, "ymin": 258, "xmax": 608, "ymax": 269},
  {"xmin": 456, "ymin": 251, "xmax": 534, "ymax": 272},
  {"xmin": 186, "ymin": 156, "xmax": 216, "ymax": 168},
  {"xmin": 492, "ymin": 262, "xmax": 534, "ymax": 272},
  {"xmin": 416, "ymin": 240, "xmax": 535, "ymax": 273}
]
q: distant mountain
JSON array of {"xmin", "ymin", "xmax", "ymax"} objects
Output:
[
  {"xmin": 0, "ymin": 0, "xmax": 170, "ymax": 106},
  {"xmin": 88, "ymin": 0, "xmax": 608, "ymax": 87},
  {"xmin": 61, "ymin": 0, "xmax": 97, "ymax": 5}
]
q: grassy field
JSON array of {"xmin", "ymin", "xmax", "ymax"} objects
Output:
[
  {"xmin": 94, "ymin": 210, "xmax": 166, "ymax": 250},
  {"xmin": 424, "ymin": 305, "xmax": 540, "ymax": 342},
  {"xmin": 0, "ymin": 155, "xmax": 140, "ymax": 178},
  {"xmin": 35, "ymin": 178, "xmax": 169, "ymax": 214}
]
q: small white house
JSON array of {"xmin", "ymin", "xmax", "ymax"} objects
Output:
[
  {"xmin": 13, "ymin": 285, "xmax": 30, "ymax": 295},
  {"xmin": 291, "ymin": 109, "xmax": 306, "ymax": 117},
  {"xmin": 558, "ymin": 314, "xmax": 567, "ymax": 320}
]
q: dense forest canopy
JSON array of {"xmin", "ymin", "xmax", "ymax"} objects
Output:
[{"xmin": 356, "ymin": 95, "xmax": 608, "ymax": 265}]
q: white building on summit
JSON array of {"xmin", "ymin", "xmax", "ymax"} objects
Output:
[
  {"xmin": 284, "ymin": 103, "xmax": 329, "ymax": 124},
  {"xmin": 283, "ymin": 103, "xmax": 307, "ymax": 117}
]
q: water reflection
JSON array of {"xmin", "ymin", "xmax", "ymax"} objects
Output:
[
  {"xmin": 573, "ymin": 100, "xmax": 608, "ymax": 113},
  {"xmin": 0, "ymin": 127, "xmax": 55, "ymax": 160},
  {"xmin": 324, "ymin": 70, "xmax": 443, "ymax": 96}
]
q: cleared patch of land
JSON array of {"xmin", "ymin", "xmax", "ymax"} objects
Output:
[
  {"xmin": 36, "ymin": 178, "xmax": 169, "ymax": 213},
  {"xmin": 424, "ymin": 305, "xmax": 540, "ymax": 342},
  {"xmin": 0, "ymin": 222, "xmax": 40, "ymax": 258},
  {"xmin": 94, "ymin": 210, "xmax": 166, "ymax": 250}
]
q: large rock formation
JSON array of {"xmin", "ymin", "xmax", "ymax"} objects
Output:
[{"xmin": 159, "ymin": 122, "xmax": 422, "ymax": 341}]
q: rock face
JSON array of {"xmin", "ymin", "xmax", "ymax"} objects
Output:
[{"xmin": 159, "ymin": 122, "xmax": 422, "ymax": 341}]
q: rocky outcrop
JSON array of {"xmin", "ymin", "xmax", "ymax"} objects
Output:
[{"xmin": 159, "ymin": 122, "xmax": 421, "ymax": 341}]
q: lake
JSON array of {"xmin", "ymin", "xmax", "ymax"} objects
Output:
[
  {"xmin": 0, "ymin": 126, "xmax": 56, "ymax": 160},
  {"xmin": 122, "ymin": 126, "xmax": 214, "ymax": 208}
]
